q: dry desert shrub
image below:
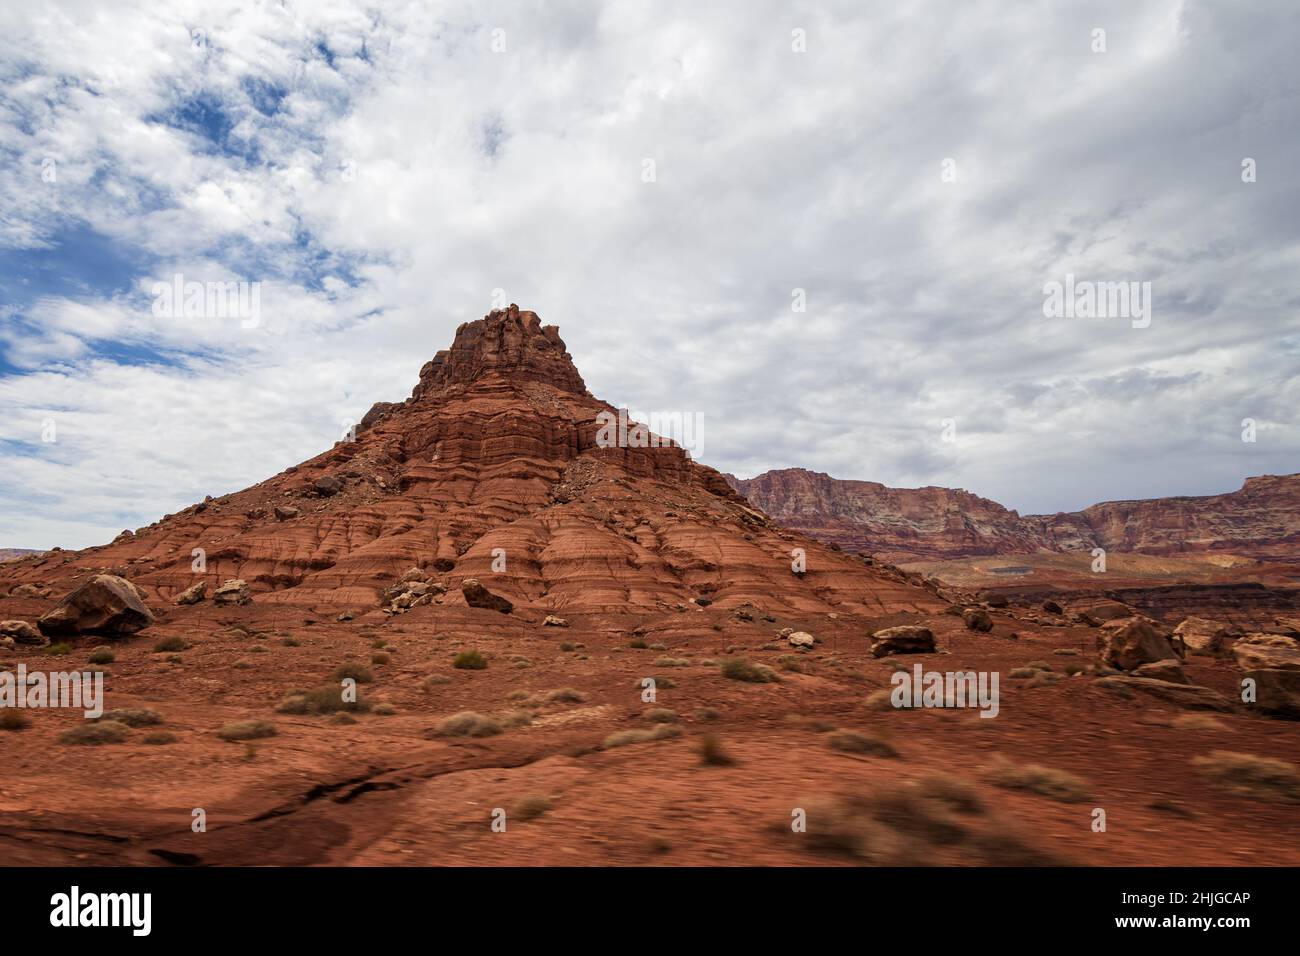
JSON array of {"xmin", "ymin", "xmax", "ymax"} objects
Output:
[
  {"xmin": 87, "ymin": 647, "xmax": 115, "ymax": 664},
  {"xmin": 1173, "ymin": 713, "xmax": 1231, "ymax": 732},
  {"xmin": 421, "ymin": 674, "xmax": 452, "ymax": 692},
  {"xmin": 602, "ymin": 724, "xmax": 682, "ymax": 749},
  {"xmin": 277, "ymin": 684, "xmax": 370, "ymax": 715},
  {"xmin": 435, "ymin": 711, "xmax": 501, "ymax": 738},
  {"xmin": 0, "ymin": 709, "xmax": 31, "ymax": 731},
  {"xmin": 100, "ymin": 708, "xmax": 162, "ymax": 727},
  {"xmin": 827, "ymin": 730, "xmax": 899, "ymax": 758},
  {"xmin": 453, "ymin": 650, "xmax": 488, "ymax": 670},
  {"xmin": 699, "ymin": 732, "xmax": 734, "ymax": 766},
  {"xmin": 217, "ymin": 720, "xmax": 277, "ymax": 742},
  {"xmin": 498, "ymin": 709, "xmax": 533, "ymax": 728},
  {"xmin": 332, "ymin": 663, "xmax": 373, "ymax": 683},
  {"xmin": 793, "ymin": 773, "xmax": 1062, "ymax": 865},
  {"xmin": 142, "ymin": 731, "xmax": 178, "ymax": 745},
  {"xmin": 1192, "ymin": 751, "xmax": 1300, "ymax": 803},
  {"xmin": 986, "ymin": 757, "xmax": 1092, "ymax": 803},
  {"xmin": 545, "ymin": 687, "xmax": 586, "ymax": 703},
  {"xmin": 642, "ymin": 707, "xmax": 678, "ymax": 723},
  {"xmin": 512, "ymin": 794, "xmax": 552, "ymax": 820},
  {"xmin": 721, "ymin": 658, "xmax": 779, "ymax": 683},
  {"xmin": 153, "ymin": 636, "xmax": 187, "ymax": 653},
  {"xmin": 61, "ymin": 720, "xmax": 131, "ymax": 745}
]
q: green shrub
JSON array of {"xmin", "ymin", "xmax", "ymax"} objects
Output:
[{"xmin": 453, "ymin": 650, "xmax": 487, "ymax": 670}]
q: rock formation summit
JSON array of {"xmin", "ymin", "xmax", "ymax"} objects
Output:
[{"xmin": 2, "ymin": 306, "xmax": 930, "ymax": 619}]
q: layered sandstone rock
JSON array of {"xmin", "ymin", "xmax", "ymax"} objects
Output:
[
  {"xmin": 0, "ymin": 308, "xmax": 937, "ymax": 620},
  {"xmin": 728, "ymin": 468, "xmax": 1300, "ymax": 564}
]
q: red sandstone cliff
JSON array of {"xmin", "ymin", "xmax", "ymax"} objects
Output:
[{"xmin": 728, "ymin": 468, "xmax": 1300, "ymax": 563}]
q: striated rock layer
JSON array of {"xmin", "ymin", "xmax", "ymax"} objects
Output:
[
  {"xmin": 0, "ymin": 307, "xmax": 934, "ymax": 619},
  {"xmin": 729, "ymin": 468, "xmax": 1300, "ymax": 564}
]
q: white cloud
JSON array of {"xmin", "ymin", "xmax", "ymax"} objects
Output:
[{"xmin": 1, "ymin": 0, "xmax": 1298, "ymax": 548}]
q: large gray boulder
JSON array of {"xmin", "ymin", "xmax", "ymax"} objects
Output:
[{"xmin": 37, "ymin": 574, "xmax": 154, "ymax": 638}]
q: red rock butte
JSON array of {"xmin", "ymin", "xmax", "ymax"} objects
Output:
[{"xmin": 5, "ymin": 305, "xmax": 934, "ymax": 617}]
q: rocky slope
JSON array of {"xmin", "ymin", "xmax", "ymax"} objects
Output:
[{"xmin": 728, "ymin": 469, "xmax": 1300, "ymax": 564}]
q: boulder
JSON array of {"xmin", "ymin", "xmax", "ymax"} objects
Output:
[
  {"xmin": 1042, "ymin": 599, "xmax": 1063, "ymax": 615},
  {"xmin": 0, "ymin": 620, "xmax": 45, "ymax": 645},
  {"xmin": 314, "ymin": 475, "xmax": 344, "ymax": 497},
  {"xmin": 870, "ymin": 625, "xmax": 935, "ymax": 658},
  {"xmin": 962, "ymin": 607, "xmax": 993, "ymax": 632},
  {"xmin": 1133, "ymin": 659, "xmax": 1189, "ymax": 684},
  {"xmin": 273, "ymin": 505, "xmax": 299, "ymax": 521},
  {"xmin": 788, "ymin": 630, "xmax": 815, "ymax": 648},
  {"xmin": 1174, "ymin": 616, "xmax": 1238, "ymax": 656},
  {"xmin": 9, "ymin": 583, "xmax": 48, "ymax": 598},
  {"xmin": 400, "ymin": 566, "xmax": 428, "ymax": 583},
  {"xmin": 1098, "ymin": 617, "xmax": 1181, "ymax": 671},
  {"xmin": 213, "ymin": 579, "xmax": 252, "ymax": 606},
  {"xmin": 36, "ymin": 574, "xmax": 154, "ymax": 638},
  {"xmin": 1080, "ymin": 600, "xmax": 1137, "ymax": 623},
  {"xmin": 980, "ymin": 592, "xmax": 1009, "ymax": 609},
  {"xmin": 1232, "ymin": 633, "xmax": 1300, "ymax": 671},
  {"xmin": 174, "ymin": 581, "xmax": 207, "ymax": 606},
  {"xmin": 1095, "ymin": 675, "xmax": 1232, "ymax": 711},
  {"xmin": 543, "ymin": 615, "xmax": 570, "ymax": 628},
  {"xmin": 461, "ymin": 578, "xmax": 513, "ymax": 614},
  {"xmin": 1246, "ymin": 668, "xmax": 1300, "ymax": 719}
]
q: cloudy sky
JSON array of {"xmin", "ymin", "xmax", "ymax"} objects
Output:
[{"xmin": 1, "ymin": 0, "xmax": 1297, "ymax": 550}]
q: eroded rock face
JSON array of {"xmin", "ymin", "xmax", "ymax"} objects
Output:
[
  {"xmin": 461, "ymin": 579, "xmax": 513, "ymax": 614},
  {"xmin": 411, "ymin": 305, "xmax": 589, "ymax": 399},
  {"xmin": 37, "ymin": 574, "xmax": 153, "ymax": 638},
  {"xmin": 870, "ymin": 625, "xmax": 935, "ymax": 658},
  {"xmin": 727, "ymin": 468, "xmax": 1300, "ymax": 564},
  {"xmin": 1098, "ymin": 617, "xmax": 1182, "ymax": 671}
]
